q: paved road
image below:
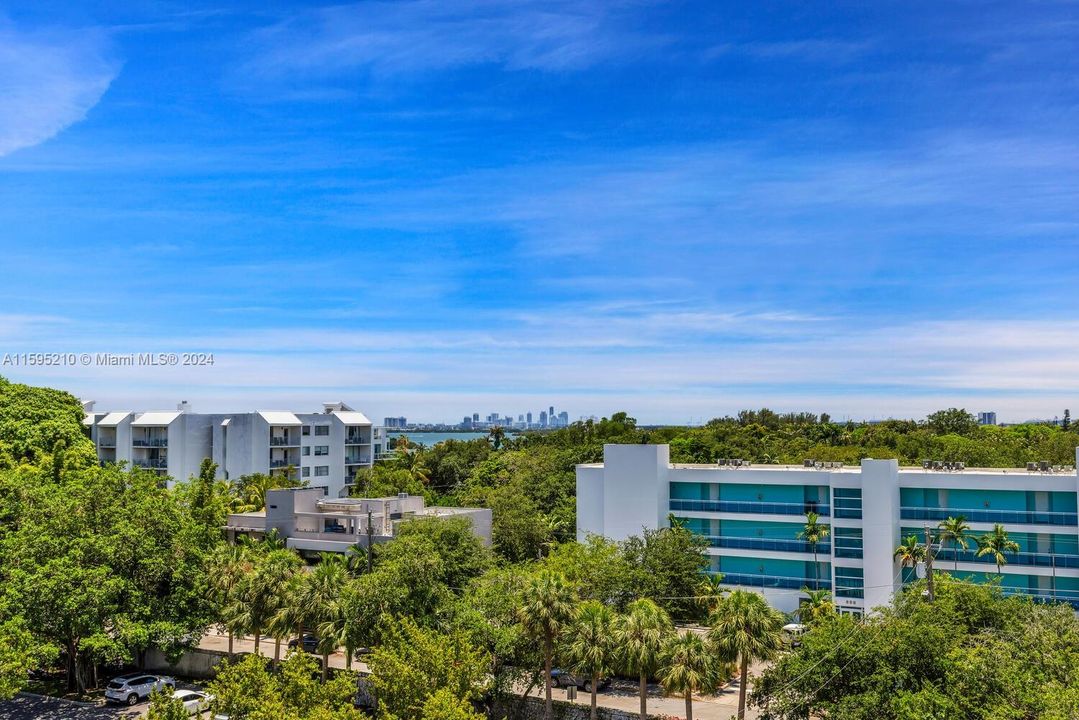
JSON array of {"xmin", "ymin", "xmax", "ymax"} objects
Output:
[{"xmin": 0, "ymin": 694, "xmax": 145, "ymax": 720}]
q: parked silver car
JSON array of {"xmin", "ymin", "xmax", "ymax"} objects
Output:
[{"xmin": 104, "ymin": 673, "xmax": 176, "ymax": 705}]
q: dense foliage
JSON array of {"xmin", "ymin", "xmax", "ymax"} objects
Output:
[{"xmin": 753, "ymin": 576, "xmax": 1079, "ymax": 719}]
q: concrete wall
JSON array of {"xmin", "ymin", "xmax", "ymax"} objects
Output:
[
  {"xmin": 600, "ymin": 444, "xmax": 669, "ymax": 541},
  {"xmin": 576, "ymin": 466, "xmax": 605, "ymax": 541},
  {"xmin": 143, "ymin": 647, "xmax": 229, "ymax": 680}
]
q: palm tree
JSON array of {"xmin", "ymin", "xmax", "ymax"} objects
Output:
[
  {"xmin": 695, "ymin": 574, "xmax": 726, "ymax": 615},
  {"xmin": 798, "ymin": 588, "xmax": 835, "ymax": 624},
  {"xmin": 976, "ymin": 524, "xmax": 1020, "ymax": 574},
  {"xmin": 266, "ymin": 576, "xmax": 300, "ymax": 667},
  {"xmin": 616, "ymin": 598, "xmax": 674, "ymax": 720},
  {"xmin": 562, "ymin": 601, "xmax": 618, "ymax": 720},
  {"xmin": 209, "ymin": 544, "xmax": 252, "ymax": 658},
  {"xmin": 894, "ymin": 535, "xmax": 927, "ymax": 578},
  {"xmin": 228, "ymin": 549, "xmax": 298, "ymax": 657},
  {"xmin": 296, "ymin": 554, "xmax": 349, "ymax": 681},
  {"xmin": 938, "ymin": 516, "xmax": 972, "ymax": 570},
  {"xmin": 708, "ymin": 590, "xmax": 785, "ymax": 720},
  {"xmin": 659, "ymin": 631, "xmax": 714, "ymax": 720},
  {"xmin": 488, "ymin": 425, "xmax": 507, "ymax": 450},
  {"xmin": 518, "ymin": 571, "xmax": 577, "ymax": 720},
  {"xmin": 797, "ymin": 512, "xmax": 830, "ymax": 589}
]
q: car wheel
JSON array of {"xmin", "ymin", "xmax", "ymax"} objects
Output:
[
  {"xmin": 127, "ymin": 693, "xmax": 139, "ymax": 706},
  {"xmin": 583, "ymin": 681, "xmax": 592, "ymax": 692}
]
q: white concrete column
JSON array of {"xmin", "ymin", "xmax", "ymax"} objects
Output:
[{"xmin": 860, "ymin": 458, "xmax": 901, "ymax": 612}]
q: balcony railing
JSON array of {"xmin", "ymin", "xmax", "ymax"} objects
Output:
[
  {"xmin": 670, "ymin": 499, "xmax": 830, "ymax": 517},
  {"xmin": 900, "ymin": 506, "xmax": 1078, "ymax": 526},
  {"xmin": 134, "ymin": 459, "xmax": 168, "ymax": 469},
  {"xmin": 935, "ymin": 547, "xmax": 1079, "ymax": 569},
  {"xmin": 269, "ymin": 459, "xmax": 296, "ymax": 468},
  {"xmin": 345, "ymin": 435, "xmax": 368, "ymax": 445},
  {"xmin": 97, "ymin": 440, "xmax": 116, "ymax": 448},
  {"xmin": 833, "ymin": 543, "xmax": 864, "ymax": 559},
  {"xmin": 706, "ymin": 536, "xmax": 831, "ymax": 554},
  {"xmin": 710, "ymin": 571, "xmax": 830, "ymax": 591},
  {"xmin": 133, "ymin": 439, "xmax": 168, "ymax": 447},
  {"xmin": 345, "ymin": 457, "xmax": 371, "ymax": 465},
  {"xmin": 1008, "ymin": 589, "xmax": 1079, "ymax": 611},
  {"xmin": 270, "ymin": 437, "xmax": 297, "ymax": 446}
]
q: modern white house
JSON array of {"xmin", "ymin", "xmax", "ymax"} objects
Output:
[
  {"xmin": 84, "ymin": 401, "xmax": 382, "ymax": 497},
  {"xmin": 224, "ymin": 487, "xmax": 492, "ymax": 557},
  {"xmin": 577, "ymin": 444, "xmax": 1079, "ymax": 616}
]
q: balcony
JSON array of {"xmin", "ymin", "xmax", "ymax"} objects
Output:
[
  {"xmin": 345, "ymin": 435, "xmax": 368, "ymax": 445},
  {"xmin": 97, "ymin": 439, "xmax": 116, "ymax": 448},
  {"xmin": 269, "ymin": 459, "xmax": 297, "ymax": 469},
  {"xmin": 134, "ymin": 459, "xmax": 168, "ymax": 469},
  {"xmin": 935, "ymin": 547, "xmax": 1079, "ymax": 569},
  {"xmin": 711, "ymin": 571, "xmax": 830, "ymax": 591},
  {"xmin": 133, "ymin": 438, "xmax": 168, "ymax": 448},
  {"xmin": 706, "ymin": 536, "xmax": 831, "ymax": 554},
  {"xmin": 670, "ymin": 498, "xmax": 830, "ymax": 517},
  {"xmin": 270, "ymin": 437, "xmax": 297, "ymax": 446},
  {"xmin": 900, "ymin": 506, "xmax": 1078, "ymax": 526},
  {"xmin": 345, "ymin": 457, "xmax": 370, "ymax": 465}
]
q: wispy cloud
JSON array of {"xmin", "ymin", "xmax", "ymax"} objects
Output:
[
  {"xmin": 235, "ymin": 0, "xmax": 665, "ymax": 86},
  {"xmin": 0, "ymin": 22, "xmax": 118, "ymax": 157}
]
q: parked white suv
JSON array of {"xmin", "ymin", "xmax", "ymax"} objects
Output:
[{"xmin": 104, "ymin": 673, "xmax": 176, "ymax": 705}]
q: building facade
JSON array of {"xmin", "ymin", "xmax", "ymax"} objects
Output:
[
  {"xmin": 577, "ymin": 444, "xmax": 1079, "ymax": 615},
  {"xmin": 225, "ymin": 487, "xmax": 492, "ymax": 557},
  {"xmin": 84, "ymin": 401, "xmax": 382, "ymax": 497}
]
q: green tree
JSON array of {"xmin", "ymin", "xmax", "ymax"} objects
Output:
[
  {"xmin": 798, "ymin": 588, "xmax": 835, "ymax": 624},
  {"xmin": 487, "ymin": 426, "xmax": 507, "ymax": 450},
  {"xmin": 207, "ymin": 650, "xmax": 363, "ymax": 720},
  {"xmin": 210, "ymin": 544, "xmax": 253, "ymax": 658},
  {"xmin": 797, "ymin": 512, "xmax": 829, "ymax": 588},
  {"xmin": 894, "ymin": 535, "xmax": 927, "ymax": 576},
  {"xmin": 562, "ymin": 601, "xmax": 618, "ymax": 720},
  {"xmin": 2, "ymin": 463, "xmax": 211, "ymax": 693},
  {"xmin": 366, "ymin": 617, "xmax": 489, "ymax": 720},
  {"xmin": 659, "ymin": 631, "xmax": 715, "ymax": 720},
  {"xmin": 616, "ymin": 598, "xmax": 674, "ymax": 720},
  {"xmin": 620, "ymin": 522, "xmax": 710, "ymax": 622},
  {"xmin": 517, "ymin": 570, "xmax": 577, "ymax": 720},
  {"xmin": 937, "ymin": 515, "xmax": 972, "ymax": 570},
  {"xmin": 146, "ymin": 688, "xmax": 187, "ymax": 720},
  {"xmin": 708, "ymin": 590, "xmax": 785, "ymax": 720},
  {"xmin": 925, "ymin": 408, "xmax": 978, "ymax": 436},
  {"xmin": 976, "ymin": 524, "xmax": 1020, "ymax": 574},
  {"xmin": 296, "ymin": 554, "xmax": 349, "ymax": 681},
  {"xmin": 420, "ymin": 688, "xmax": 485, "ymax": 720}
]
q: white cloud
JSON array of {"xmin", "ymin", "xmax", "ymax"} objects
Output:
[
  {"xmin": 237, "ymin": 0, "xmax": 663, "ymax": 83},
  {"xmin": 0, "ymin": 23, "xmax": 118, "ymax": 157}
]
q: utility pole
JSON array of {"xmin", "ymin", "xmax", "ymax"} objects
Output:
[
  {"xmin": 366, "ymin": 509, "xmax": 374, "ymax": 574},
  {"xmin": 923, "ymin": 524, "xmax": 935, "ymax": 602}
]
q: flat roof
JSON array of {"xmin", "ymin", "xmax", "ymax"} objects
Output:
[{"xmin": 132, "ymin": 411, "xmax": 180, "ymax": 426}]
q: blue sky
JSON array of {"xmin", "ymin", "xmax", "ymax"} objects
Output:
[{"xmin": 1, "ymin": 1, "xmax": 1077, "ymax": 423}]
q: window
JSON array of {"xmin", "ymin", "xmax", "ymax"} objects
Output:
[
  {"xmin": 314, "ymin": 425, "xmax": 329, "ymax": 436},
  {"xmin": 833, "ymin": 488, "xmax": 863, "ymax": 519},
  {"xmin": 834, "ymin": 566, "xmax": 864, "ymax": 598},
  {"xmin": 833, "ymin": 527, "xmax": 863, "ymax": 558},
  {"xmin": 302, "ymin": 446, "xmax": 310, "ymax": 456},
  {"xmin": 315, "ymin": 466, "xmax": 328, "ymax": 477},
  {"xmin": 302, "ymin": 467, "xmax": 310, "ymax": 478},
  {"xmin": 315, "ymin": 445, "xmax": 329, "ymax": 456},
  {"xmin": 302, "ymin": 425, "xmax": 311, "ymax": 436}
]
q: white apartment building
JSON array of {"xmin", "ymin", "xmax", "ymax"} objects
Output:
[
  {"xmin": 224, "ymin": 487, "xmax": 492, "ymax": 556},
  {"xmin": 83, "ymin": 401, "xmax": 382, "ymax": 497},
  {"xmin": 578, "ymin": 444, "xmax": 1079, "ymax": 616}
]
